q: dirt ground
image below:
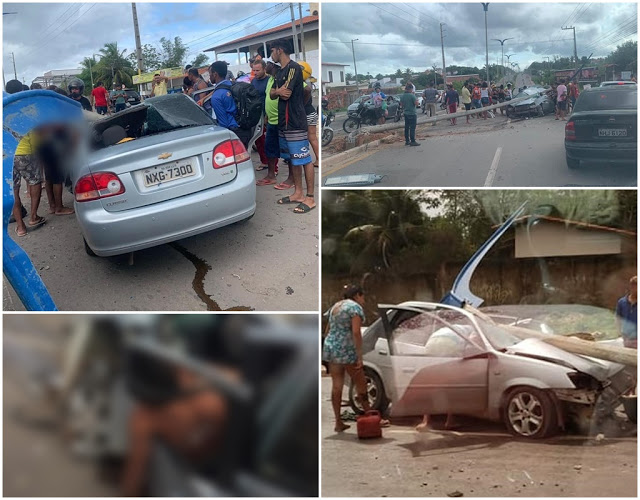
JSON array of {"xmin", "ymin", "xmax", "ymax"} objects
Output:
[{"xmin": 321, "ymin": 376, "xmax": 637, "ymax": 497}]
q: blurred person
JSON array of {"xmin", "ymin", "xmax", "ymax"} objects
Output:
[
  {"xmin": 399, "ymin": 83, "xmax": 419, "ymax": 145},
  {"xmin": 187, "ymin": 67, "xmax": 211, "ymax": 112},
  {"xmin": 444, "ymin": 83, "xmax": 459, "ymax": 126},
  {"xmin": 568, "ymin": 81, "xmax": 580, "ymax": 112},
  {"xmin": 151, "ymin": 72, "xmax": 169, "ymax": 97},
  {"xmin": 30, "ymin": 82, "xmax": 43, "ymax": 90},
  {"xmin": 498, "ymin": 84, "xmax": 506, "ymax": 115},
  {"xmin": 5, "ymin": 78, "xmax": 24, "ymax": 94},
  {"xmin": 480, "ymin": 81, "xmax": 490, "ymax": 119},
  {"xmin": 113, "ymin": 84, "xmax": 127, "ymax": 113},
  {"xmin": 36, "ymin": 126, "xmax": 75, "ymax": 216},
  {"xmin": 471, "ymin": 82, "xmax": 482, "ymax": 119},
  {"xmin": 257, "ymin": 60, "xmax": 281, "ymax": 187},
  {"xmin": 67, "ymin": 78, "xmax": 92, "ymax": 111},
  {"xmin": 91, "ymin": 81, "xmax": 109, "ymax": 115},
  {"xmin": 422, "ymin": 83, "xmax": 438, "ymax": 119},
  {"xmin": 616, "ymin": 276, "xmax": 637, "ymax": 349},
  {"xmin": 323, "ymin": 284, "xmax": 389, "ymax": 432},
  {"xmin": 251, "ymin": 59, "xmax": 270, "ymax": 172},
  {"xmin": 270, "ymin": 38, "xmax": 315, "ymax": 214},
  {"xmin": 182, "ymin": 76, "xmax": 194, "ymax": 96},
  {"xmin": 122, "ymin": 335, "xmax": 235, "ymax": 496},
  {"xmin": 370, "ymin": 82, "xmax": 387, "ymax": 125},
  {"xmin": 300, "ymin": 61, "xmax": 319, "ymax": 168}
]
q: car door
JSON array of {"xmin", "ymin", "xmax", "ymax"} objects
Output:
[{"xmin": 378, "ymin": 305, "xmax": 490, "ymax": 417}]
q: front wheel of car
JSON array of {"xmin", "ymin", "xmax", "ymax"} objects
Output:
[
  {"xmin": 349, "ymin": 368, "xmax": 389, "ymax": 415},
  {"xmin": 503, "ymin": 387, "xmax": 558, "ymax": 439},
  {"xmin": 343, "ymin": 117, "xmax": 360, "ymax": 134},
  {"xmin": 566, "ymin": 156, "xmax": 580, "ymax": 169},
  {"xmin": 537, "ymin": 104, "xmax": 544, "ymax": 117}
]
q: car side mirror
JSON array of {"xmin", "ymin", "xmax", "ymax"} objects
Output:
[{"xmin": 374, "ymin": 337, "xmax": 388, "ymax": 356}]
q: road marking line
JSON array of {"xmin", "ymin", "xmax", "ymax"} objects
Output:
[
  {"xmin": 322, "ymin": 150, "xmax": 378, "ymax": 177},
  {"xmin": 484, "ymin": 146, "xmax": 502, "ymax": 187}
]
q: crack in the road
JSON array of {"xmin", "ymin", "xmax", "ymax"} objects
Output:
[{"xmin": 168, "ymin": 242, "xmax": 253, "ymax": 311}]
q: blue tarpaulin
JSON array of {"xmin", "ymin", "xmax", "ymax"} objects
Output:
[{"xmin": 3, "ymin": 90, "xmax": 83, "ymax": 311}]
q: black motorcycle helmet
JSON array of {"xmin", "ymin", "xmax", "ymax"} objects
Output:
[{"xmin": 67, "ymin": 77, "xmax": 85, "ymax": 98}]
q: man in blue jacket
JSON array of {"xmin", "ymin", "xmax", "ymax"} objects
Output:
[{"xmin": 209, "ymin": 61, "xmax": 251, "ymax": 148}]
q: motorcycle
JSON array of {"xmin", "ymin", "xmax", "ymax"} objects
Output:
[
  {"xmin": 321, "ymin": 98, "xmax": 335, "ymax": 127},
  {"xmin": 343, "ymin": 99, "xmax": 401, "ymax": 133},
  {"xmin": 321, "ymin": 113, "xmax": 334, "ymax": 147}
]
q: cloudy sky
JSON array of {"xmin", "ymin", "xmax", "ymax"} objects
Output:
[
  {"xmin": 322, "ymin": 2, "xmax": 637, "ymax": 76},
  {"xmin": 3, "ymin": 2, "xmax": 312, "ymax": 83}
]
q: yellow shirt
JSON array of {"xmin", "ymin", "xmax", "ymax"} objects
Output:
[
  {"xmin": 461, "ymin": 86, "xmax": 472, "ymax": 104},
  {"xmin": 15, "ymin": 132, "xmax": 38, "ymax": 156},
  {"xmin": 153, "ymin": 80, "xmax": 168, "ymax": 96}
]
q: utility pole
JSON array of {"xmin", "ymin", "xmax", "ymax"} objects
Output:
[
  {"xmin": 351, "ymin": 39, "xmax": 359, "ymax": 88},
  {"xmin": 131, "ymin": 3, "xmax": 144, "ymax": 75},
  {"xmin": 298, "ymin": 3, "xmax": 306, "ymax": 60},
  {"xmin": 88, "ymin": 58, "xmax": 94, "ymax": 88},
  {"xmin": 440, "ymin": 23, "xmax": 446, "ymax": 87},
  {"xmin": 289, "ymin": 3, "xmax": 300, "ymax": 59},
  {"xmin": 482, "ymin": 3, "xmax": 490, "ymax": 83},
  {"xmin": 432, "ymin": 64, "xmax": 438, "ymax": 88},
  {"xmin": 562, "ymin": 26, "xmax": 578, "ymax": 72},
  {"xmin": 11, "ymin": 52, "xmax": 17, "ymax": 80},
  {"xmin": 492, "ymin": 38, "xmax": 513, "ymax": 80}
]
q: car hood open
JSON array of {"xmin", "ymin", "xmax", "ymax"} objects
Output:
[{"xmin": 506, "ymin": 338, "xmax": 623, "ymax": 381}]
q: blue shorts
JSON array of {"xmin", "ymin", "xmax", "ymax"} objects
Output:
[
  {"xmin": 472, "ymin": 99, "xmax": 482, "ymax": 109},
  {"xmin": 278, "ymin": 129, "xmax": 311, "ymax": 166},
  {"xmin": 481, "ymin": 97, "xmax": 489, "ymax": 105},
  {"xmin": 265, "ymin": 123, "xmax": 280, "ymax": 159}
]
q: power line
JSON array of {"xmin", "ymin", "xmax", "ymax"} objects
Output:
[
  {"xmin": 399, "ymin": 2, "xmax": 441, "ymax": 26},
  {"xmin": 368, "ymin": 3, "xmax": 424, "ymax": 31},
  {"xmin": 323, "ymin": 40, "xmax": 430, "ymax": 48},
  {"xmin": 572, "ymin": 3, "xmax": 592, "ymax": 24},
  {"xmin": 581, "ymin": 18, "xmax": 637, "ymax": 52},
  {"xmin": 26, "ymin": 3, "xmax": 86, "ymax": 56},
  {"xmin": 561, "ymin": 3, "xmax": 582, "ymax": 28}
]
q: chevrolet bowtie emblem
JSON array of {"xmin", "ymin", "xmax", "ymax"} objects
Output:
[{"xmin": 158, "ymin": 152, "xmax": 172, "ymax": 160}]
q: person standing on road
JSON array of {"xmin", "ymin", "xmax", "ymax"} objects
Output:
[
  {"xmin": 270, "ymin": 38, "xmax": 315, "ymax": 214},
  {"xmin": 113, "ymin": 84, "xmax": 127, "ymax": 113},
  {"xmin": 300, "ymin": 61, "xmax": 320, "ymax": 169},
  {"xmin": 616, "ymin": 276, "xmax": 637, "ymax": 349},
  {"xmin": 251, "ymin": 59, "xmax": 271, "ymax": 172},
  {"xmin": 422, "ymin": 83, "xmax": 438, "ymax": 119},
  {"xmin": 444, "ymin": 84, "xmax": 459, "ymax": 126},
  {"xmin": 399, "ymin": 83, "xmax": 420, "ymax": 146},
  {"xmin": 257, "ymin": 60, "xmax": 281, "ymax": 187},
  {"xmin": 187, "ymin": 68, "xmax": 211, "ymax": 113},
  {"xmin": 370, "ymin": 83, "xmax": 387, "ymax": 125},
  {"xmin": 480, "ymin": 81, "xmax": 490, "ymax": 119},
  {"xmin": 498, "ymin": 85, "xmax": 507, "ymax": 115},
  {"xmin": 460, "ymin": 82, "xmax": 472, "ymax": 123},
  {"xmin": 568, "ymin": 81, "xmax": 580, "ymax": 112},
  {"xmin": 91, "ymin": 81, "xmax": 109, "ymax": 115},
  {"xmin": 323, "ymin": 284, "xmax": 390, "ymax": 433},
  {"xmin": 556, "ymin": 79, "xmax": 568, "ymax": 121},
  {"xmin": 471, "ymin": 82, "xmax": 483, "ymax": 119}
]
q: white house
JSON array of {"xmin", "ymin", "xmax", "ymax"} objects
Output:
[
  {"xmin": 321, "ymin": 62, "xmax": 350, "ymax": 93},
  {"xmin": 31, "ymin": 69, "xmax": 82, "ymax": 88},
  {"xmin": 204, "ymin": 15, "xmax": 319, "ymax": 84}
]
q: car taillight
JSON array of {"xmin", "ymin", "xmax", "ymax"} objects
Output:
[
  {"xmin": 565, "ymin": 121, "xmax": 576, "ymax": 141},
  {"xmin": 212, "ymin": 139, "xmax": 249, "ymax": 169},
  {"xmin": 75, "ymin": 172, "xmax": 125, "ymax": 202}
]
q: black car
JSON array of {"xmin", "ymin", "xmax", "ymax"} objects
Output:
[
  {"xmin": 564, "ymin": 85, "xmax": 637, "ymax": 169},
  {"xmin": 505, "ymin": 86, "xmax": 555, "ymax": 118},
  {"xmin": 109, "ymin": 89, "xmax": 142, "ymax": 108},
  {"xmin": 346, "ymin": 94, "xmax": 401, "ymax": 119}
]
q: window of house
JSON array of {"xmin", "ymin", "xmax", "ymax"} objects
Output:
[
  {"xmin": 328, "ymin": 71, "xmax": 333, "ymax": 83},
  {"xmin": 340, "ymin": 71, "xmax": 344, "ymax": 82}
]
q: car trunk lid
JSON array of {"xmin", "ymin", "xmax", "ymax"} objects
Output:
[
  {"xmin": 572, "ymin": 110, "xmax": 636, "ymax": 142},
  {"xmin": 87, "ymin": 125, "xmax": 238, "ymax": 212}
]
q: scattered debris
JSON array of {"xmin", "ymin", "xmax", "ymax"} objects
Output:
[
  {"xmin": 574, "ymin": 465, "xmax": 582, "ymax": 471},
  {"xmin": 285, "ymin": 286, "xmax": 294, "ymax": 295},
  {"xmin": 232, "ymin": 273, "xmax": 241, "ymax": 279},
  {"xmin": 447, "ymin": 490, "xmax": 464, "ymax": 497}
]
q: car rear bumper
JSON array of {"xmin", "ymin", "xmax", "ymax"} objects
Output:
[
  {"xmin": 75, "ymin": 162, "xmax": 256, "ymax": 256},
  {"xmin": 565, "ymin": 141, "xmax": 637, "ymax": 164}
]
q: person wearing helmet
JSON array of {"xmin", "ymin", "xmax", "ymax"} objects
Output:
[{"xmin": 67, "ymin": 78, "xmax": 92, "ymax": 111}]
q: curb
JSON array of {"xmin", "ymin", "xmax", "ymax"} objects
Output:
[{"xmin": 322, "ymin": 134, "xmax": 397, "ymax": 172}]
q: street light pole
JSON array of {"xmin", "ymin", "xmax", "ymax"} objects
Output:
[
  {"xmin": 481, "ymin": 3, "xmax": 490, "ymax": 83},
  {"xmin": 440, "ymin": 23, "xmax": 447, "ymax": 87},
  {"xmin": 492, "ymin": 37, "xmax": 513, "ymax": 80},
  {"xmin": 351, "ymin": 39, "xmax": 359, "ymax": 89}
]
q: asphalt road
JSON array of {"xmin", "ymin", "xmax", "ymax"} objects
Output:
[
  {"xmin": 321, "ymin": 376, "xmax": 637, "ymax": 498},
  {"xmin": 323, "ymin": 113, "xmax": 637, "ymax": 187},
  {"xmin": 3, "ymin": 152, "xmax": 319, "ymax": 311}
]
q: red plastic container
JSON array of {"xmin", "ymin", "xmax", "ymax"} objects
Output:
[{"xmin": 357, "ymin": 410, "xmax": 383, "ymax": 439}]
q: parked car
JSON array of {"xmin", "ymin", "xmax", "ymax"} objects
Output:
[
  {"xmin": 414, "ymin": 92, "xmax": 424, "ymax": 109},
  {"xmin": 505, "ymin": 86, "xmax": 556, "ymax": 118},
  {"xmin": 73, "ymin": 93, "xmax": 258, "ymax": 257},
  {"xmin": 564, "ymin": 85, "xmax": 637, "ymax": 169},
  {"xmin": 599, "ymin": 81, "xmax": 637, "ymax": 87},
  {"xmin": 349, "ymin": 301, "xmax": 635, "ymax": 438},
  {"xmin": 109, "ymin": 89, "xmax": 142, "ymax": 108},
  {"xmin": 347, "ymin": 94, "xmax": 401, "ymax": 118}
]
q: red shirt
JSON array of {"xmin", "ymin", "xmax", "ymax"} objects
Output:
[{"xmin": 91, "ymin": 87, "xmax": 109, "ymax": 107}]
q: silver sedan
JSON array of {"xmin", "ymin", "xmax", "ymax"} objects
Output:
[{"xmin": 73, "ymin": 94, "xmax": 258, "ymax": 257}]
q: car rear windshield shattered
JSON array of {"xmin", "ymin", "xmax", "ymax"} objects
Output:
[
  {"xmin": 91, "ymin": 94, "xmax": 215, "ymax": 150},
  {"xmin": 575, "ymin": 90, "xmax": 638, "ymax": 111}
]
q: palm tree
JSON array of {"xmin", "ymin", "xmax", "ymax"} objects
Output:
[{"xmin": 96, "ymin": 42, "xmax": 135, "ymax": 88}]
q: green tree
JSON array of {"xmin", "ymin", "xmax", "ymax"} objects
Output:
[
  {"xmin": 395, "ymin": 68, "xmax": 403, "ymax": 78},
  {"xmin": 127, "ymin": 44, "xmax": 162, "ymax": 72},
  {"xmin": 160, "ymin": 36, "xmax": 188, "ymax": 68},
  {"xmin": 190, "ymin": 53, "xmax": 210, "ymax": 69},
  {"xmin": 375, "ymin": 73, "xmax": 384, "ymax": 80},
  {"xmin": 96, "ymin": 42, "xmax": 136, "ymax": 88},
  {"xmin": 606, "ymin": 40, "xmax": 637, "ymax": 73}
]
